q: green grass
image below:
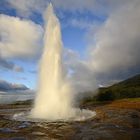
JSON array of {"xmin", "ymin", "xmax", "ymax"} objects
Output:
[{"xmin": 122, "ymin": 97, "xmax": 140, "ymax": 102}]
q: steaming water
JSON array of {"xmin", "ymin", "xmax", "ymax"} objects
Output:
[
  {"xmin": 31, "ymin": 3, "xmax": 75, "ymax": 120},
  {"xmin": 13, "ymin": 3, "xmax": 96, "ymax": 122}
]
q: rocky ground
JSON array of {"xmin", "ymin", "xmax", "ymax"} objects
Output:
[{"xmin": 0, "ymin": 98, "xmax": 140, "ymax": 140}]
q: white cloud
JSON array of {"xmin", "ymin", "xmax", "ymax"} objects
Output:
[
  {"xmin": 53, "ymin": 0, "xmax": 98, "ymax": 12},
  {"xmin": 6, "ymin": 0, "xmax": 120, "ymax": 17},
  {"xmin": 64, "ymin": 0, "xmax": 140, "ymax": 87},
  {"xmin": 69, "ymin": 18, "xmax": 97, "ymax": 30},
  {"xmin": 0, "ymin": 14, "xmax": 43, "ymax": 59},
  {"xmin": 89, "ymin": 0, "xmax": 140, "ymax": 81},
  {"xmin": 53, "ymin": 0, "xmax": 130, "ymax": 14},
  {"xmin": 7, "ymin": 0, "xmax": 98, "ymax": 15},
  {"xmin": 7, "ymin": 0, "xmax": 48, "ymax": 17}
]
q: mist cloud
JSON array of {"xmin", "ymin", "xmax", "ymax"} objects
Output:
[
  {"xmin": 64, "ymin": 49, "xmax": 97, "ymax": 93},
  {"xmin": 89, "ymin": 0, "xmax": 140, "ymax": 83}
]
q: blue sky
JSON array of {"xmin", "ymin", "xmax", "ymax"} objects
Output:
[
  {"xmin": 0, "ymin": 0, "xmax": 106, "ymax": 89},
  {"xmin": 0, "ymin": 0, "xmax": 140, "ymax": 92}
]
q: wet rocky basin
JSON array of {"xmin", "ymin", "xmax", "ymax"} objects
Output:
[{"xmin": 0, "ymin": 101, "xmax": 140, "ymax": 140}]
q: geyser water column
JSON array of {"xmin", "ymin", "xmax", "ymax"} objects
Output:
[
  {"xmin": 30, "ymin": 3, "xmax": 96, "ymax": 121},
  {"xmin": 31, "ymin": 3, "xmax": 74, "ymax": 120}
]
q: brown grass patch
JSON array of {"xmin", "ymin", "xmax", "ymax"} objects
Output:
[{"xmin": 107, "ymin": 98, "xmax": 140, "ymax": 110}]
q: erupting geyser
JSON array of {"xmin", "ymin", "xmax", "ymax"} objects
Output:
[
  {"xmin": 30, "ymin": 3, "xmax": 96, "ymax": 121},
  {"xmin": 31, "ymin": 3, "xmax": 73, "ymax": 120}
]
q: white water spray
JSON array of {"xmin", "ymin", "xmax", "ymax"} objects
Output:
[{"xmin": 31, "ymin": 3, "xmax": 96, "ymax": 121}]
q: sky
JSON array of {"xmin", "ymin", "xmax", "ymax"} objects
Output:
[{"xmin": 0, "ymin": 0, "xmax": 140, "ymax": 94}]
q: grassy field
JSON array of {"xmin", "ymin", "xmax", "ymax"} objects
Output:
[{"xmin": 82, "ymin": 74, "xmax": 140, "ymax": 105}]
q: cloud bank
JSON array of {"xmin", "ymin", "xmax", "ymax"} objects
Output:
[
  {"xmin": 0, "ymin": 79, "xmax": 29, "ymax": 92},
  {"xmin": 0, "ymin": 79, "xmax": 34, "ymax": 104},
  {"xmin": 0, "ymin": 79, "xmax": 35, "ymax": 104}
]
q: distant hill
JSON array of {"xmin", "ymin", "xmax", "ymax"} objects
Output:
[
  {"xmin": 95, "ymin": 74, "xmax": 140, "ymax": 101},
  {"xmin": 112, "ymin": 74, "xmax": 140, "ymax": 87}
]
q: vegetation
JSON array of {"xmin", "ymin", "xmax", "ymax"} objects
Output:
[
  {"xmin": 12, "ymin": 99, "xmax": 33, "ymax": 105},
  {"xmin": 84, "ymin": 74, "xmax": 140, "ymax": 103}
]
